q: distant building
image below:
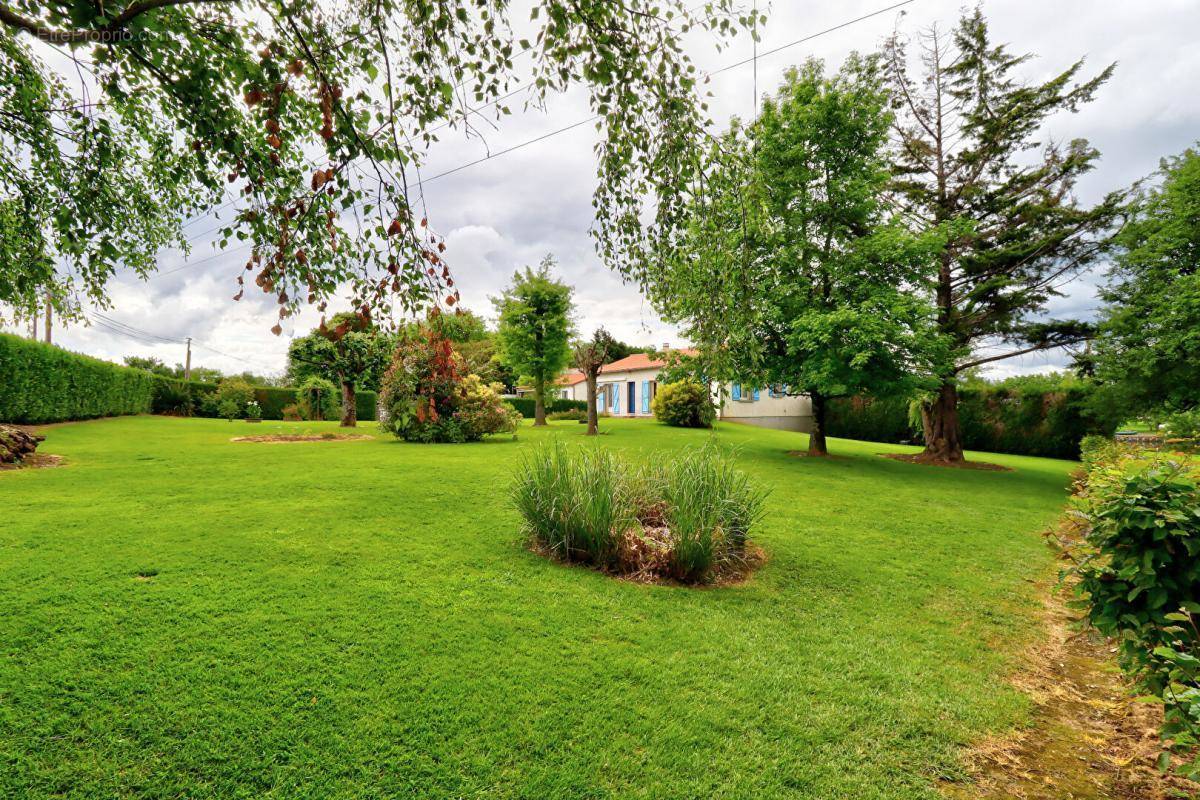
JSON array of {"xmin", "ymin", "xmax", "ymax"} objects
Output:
[
  {"xmin": 537, "ymin": 346, "xmax": 815, "ymax": 432},
  {"xmin": 514, "ymin": 370, "xmax": 587, "ymax": 401}
]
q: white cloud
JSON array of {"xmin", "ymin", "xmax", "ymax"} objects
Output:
[{"xmin": 5, "ymin": 0, "xmax": 1197, "ymax": 378}]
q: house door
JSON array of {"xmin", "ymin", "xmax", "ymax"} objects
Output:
[{"xmin": 627, "ymin": 382, "xmax": 636, "ymax": 415}]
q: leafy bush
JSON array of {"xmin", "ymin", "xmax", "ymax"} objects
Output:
[
  {"xmin": 245, "ymin": 400, "xmax": 262, "ymax": 420},
  {"xmin": 506, "ymin": 397, "xmax": 586, "ymax": 419},
  {"xmin": 511, "ymin": 442, "xmax": 767, "ymax": 584},
  {"xmin": 456, "ymin": 375, "xmax": 522, "ymax": 440},
  {"xmin": 213, "ymin": 378, "xmax": 254, "ymax": 418},
  {"xmin": 651, "ymin": 380, "xmax": 715, "ymax": 428},
  {"xmin": 379, "ymin": 328, "xmax": 520, "ymax": 443},
  {"xmin": 1068, "ymin": 453, "xmax": 1200, "ymax": 778},
  {"xmin": 281, "ymin": 403, "xmax": 302, "ymax": 421},
  {"xmin": 296, "ymin": 376, "xmax": 339, "ymax": 421},
  {"xmin": 0, "ymin": 333, "xmax": 153, "ymax": 423},
  {"xmin": 547, "ymin": 408, "xmax": 585, "ymax": 421},
  {"xmin": 827, "ymin": 394, "xmax": 915, "ymax": 445},
  {"xmin": 1161, "ymin": 409, "xmax": 1200, "ymax": 451},
  {"xmin": 218, "ymin": 397, "xmax": 242, "ymax": 420}
]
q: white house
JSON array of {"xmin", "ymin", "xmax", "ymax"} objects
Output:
[
  {"xmin": 589, "ymin": 348, "xmax": 814, "ymax": 432},
  {"xmin": 514, "ymin": 370, "xmax": 587, "ymax": 401},
  {"xmin": 595, "ymin": 350, "xmax": 685, "ymax": 416},
  {"xmin": 720, "ymin": 382, "xmax": 813, "ymax": 433},
  {"xmin": 554, "ymin": 370, "xmax": 587, "ymax": 401}
]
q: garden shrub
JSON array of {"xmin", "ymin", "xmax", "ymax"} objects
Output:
[
  {"xmin": 511, "ymin": 441, "xmax": 767, "ymax": 584},
  {"xmin": 1161, "ymin": 409, "xmax": 1200, "ymax": 452},
  {"xmin": 0, "ymin": 333, "xmax": 153, "ymax": 423},
  {"xmin": 218, "ymin": 397, "xmax": 242, "ymax": 420},
  {"xmin": 252, "ymin": 386, "xmax": 298, "ymax": 420},
  {"xmin": 547, "ymin": 408, "xmax": 585, "ymax": 421},
  {"xmin": 245, "ymin": 400, "xmax": 262, "ymax": 420},
  {"xmin": 651, "ymin": 380, "xmax": 715, "ymax": 428},
  {"xmin": 204, "ymin": 377, "xmax": 254, "ymax": 420},
  {"xmin": 826, "ymin": 394, "xmax": 914, "ymax": 444},
  {"xmin": 1066, "ymin": 451, "xmax": 1200, "ymax": 778},
  {"xmin": 379, "ymin": 328, "xmax": 520, "ymax": 443},
  {"xmin": 281, "ymin": 403, "xmax": 302, "ymax": 421},
  {"xmin": 150, "ymin": 375, "xmax": 216, "ymax": 416},
  {"xmin": 296, "ymin": 376, "xmax": 339, "ymax": 421},
  {"xmin": 506, "ymin": 397, "xmax": 586, "ymax": 419}
]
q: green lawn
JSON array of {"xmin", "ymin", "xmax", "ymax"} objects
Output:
[{"xmin": 0, "ymin": 415, "xmax": 1075, "ymax": 799}]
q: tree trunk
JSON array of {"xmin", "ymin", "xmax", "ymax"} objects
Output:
[
  {"xmin": 340, "ymin": 380, "xmax": 357, "ymax": 427},
  {"xmin": 920, "ymin": 381, "xmax": 964, "ymax": 462},
  {"xmin": 585, "ymin": 373, "xmax": 599, "ymax": 435},
  {"xmin": 533, "ymin": 377, "xmax": 547, "ymax": 426},
  {"xmin": 808, "ymin": 391, "xmax": 829, "ymax": 456}
]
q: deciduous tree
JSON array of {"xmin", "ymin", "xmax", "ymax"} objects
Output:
[
  {"xmin": 1093, "ymin": 146, "xmax": 1200, "ymax": 414},
  {"xmin": 0, "ymin": 1, "xmax": 747, "ymax": 326},
  {"xmin": 644, "ymin": 57, "xmax": 935, "ymax": 456},
  {"xmin": 494, "ymin": 257, "xmax": 573, "ymax": 426},
  {"xmin": 573, "ymin": 327, "xmax": 615, "ymax": 435}
]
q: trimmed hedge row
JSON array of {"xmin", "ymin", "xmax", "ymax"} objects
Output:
[
  {"xmin": 153, "ymin": 376, "xmax": 376, "ymax": 420},
  {"xmin": 1, "ymin": 334, "xmax": 376, "ymax": 423},
  {"xmin": 0, "ymin": 334, "xmax": 153, "ymax": 423},
  {"xmin": 827, "ymin": 386, "xmax": 1121, "ymax": 459},
  {"xmin": 506, "ymin": 397, "xmax": 587, "ymax": 418}
]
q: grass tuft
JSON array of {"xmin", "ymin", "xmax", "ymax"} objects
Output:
[{"xmin": 513, "ymin": 440, "xmax": 767, "ymax": 583}]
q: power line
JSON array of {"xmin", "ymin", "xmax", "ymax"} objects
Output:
[{"xmin": 86, "ymin": 311, "xmax": 280, "ymax": 373}]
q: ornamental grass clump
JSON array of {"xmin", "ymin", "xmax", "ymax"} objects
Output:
[
  {"xmin": 511, "ymin": 440, "xmax": 630, "ymax": 566},
  {"xmin": 512, "ymin": 441, "xmax": 767, "ymax": 584},
  {"xmin": 660, "ymin": 445, "xmax": 768, "ymax": 581}
]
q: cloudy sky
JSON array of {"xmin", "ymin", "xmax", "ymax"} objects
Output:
[{"xmin": 7, "ymin": 0, "xmax": 1198, "ymax": 378}]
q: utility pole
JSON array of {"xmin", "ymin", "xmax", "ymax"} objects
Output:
[
  {"xmin": 184, "ymin": 337, "xmax": 192, "ymax": 381},
  {"xmin": 43, "ymin": 293, "xmax": 52, "ymax": 344}
]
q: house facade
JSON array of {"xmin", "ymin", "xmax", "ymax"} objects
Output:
[
  {"xmin": 595, "ymin": 351, "xmax": 681, "ymax": 416},
  {"xmin": 591, "ymin": 349, "xmax": 814, "ymax": 432},
  {"xmin": 514, "ymin": 370, "xmax": 587, "ymax": 401},
  {"xmin": 719, "ymin": 383, "xmax": 813, "ymax": 432}
]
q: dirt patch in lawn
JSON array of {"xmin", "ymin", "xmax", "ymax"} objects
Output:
[
  {"xmin": 940, "ymin": 587, "xmax": 1199, "ymax": 800},
  {"xmin": 0, "ymin": 453, "xmax": 65, "ymax": 471},
  {"xmin": 529, "ymin": 535, "xmax": 767, "ymax": 588},
  {"xmin": 880, "ymin": 452, "xmax": 1011, "ymax": 471},
  {"xmin": 231, "ymin": 433, "xmax": 374, "ymax": 443}
]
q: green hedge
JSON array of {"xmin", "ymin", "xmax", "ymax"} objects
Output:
[
  {"xmin": 150, "ymin": 375, "xmax": 376, "ymax": 421},
  {"xmin": 0, "ymin": 334, "xmax": 154, "ymax": 423},
  {"xmin": 0, "ymin": 335, "xmax": 378, "ymax": 424},
  {"xmin": 827, "ymin": 386, "xmax": 1121, "ymax": 459},
  {"xmin": 507, "ymin": 397, "xmax": 587, "ymax": 418},
  {"xmin": 825, "ymin": 395, "xmax": 914, "ymax": 445}
]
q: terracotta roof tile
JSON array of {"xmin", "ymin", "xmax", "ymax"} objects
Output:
[{"xmin": 600, "ymin": 348, "xmax": 697, "ymax": 374}]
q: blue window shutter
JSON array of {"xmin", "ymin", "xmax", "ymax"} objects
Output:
[
  {"xmin": 614, "ymin": 385, "xmax": 620, "ymax": 414},
  {"xmin": 641, "ymin": 381, "xmax": 649, "ymax": 413},
  {"xmin": 752, "ymin": 387, "xmax": 761, "ymax": 401},
  {"xmin": 732, "ymin": 383, "xmax": 741, "ymax": 400}
]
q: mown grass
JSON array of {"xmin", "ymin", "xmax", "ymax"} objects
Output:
[{"xmin": 0, "ymin": 415, "xmax": 1075, "ymax": 799}]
